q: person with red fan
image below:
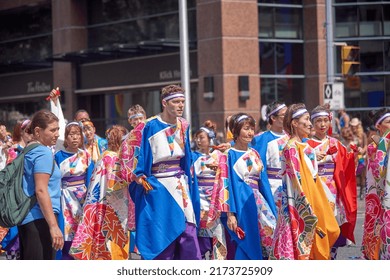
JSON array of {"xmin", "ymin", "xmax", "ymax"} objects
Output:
[
  {"xmin": 307, "ymin": 105, "xmax": 357, "ymax": 260},
  {"xmin": 223, "ymin": 113, "xmax": 277, "ymax": 260}
]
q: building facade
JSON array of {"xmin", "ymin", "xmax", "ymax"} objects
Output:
[{"xmin": 0, "ymin": 0, "xmax": 388, "ymax": 135}]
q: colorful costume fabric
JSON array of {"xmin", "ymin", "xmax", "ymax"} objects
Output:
[
  {"xmin": 54, "ymin": 149, "xmax": 94, "ymax": 243},
  {"xmin": 307, "ymin": 137, "xmax": 357, "ymax": 243},
  {"xmin": 70, "ymin": 150, "xmax": 130, "ymax": 260},
  {"xmin": 252, "ymin": 131, "xmax": 289, "ymax": 198},
  {"xmin": 118, "ymin": 122, "xmax": 145, "ymax": 253},
  {"xmin": 1, "ymin": 144, "xmax": 24, "ymax": 259},
  {"xmin": 130, "ymin": 115, "xmax": 200, "ymax": 260},
  {"xmin": 225, "ymin": 148, "xmax": 277, "ymax": 260},
  {"xmin": 192, "ymin": 149, "xmax": 231, "ymax": 259},
  {"xmin": 270, "ymin": 139, "xmax": 340, "ymax": 260},
  {"xmin": 86, "ymin": 135, "xmax": 108, "ymax": 163},
  {"xmin": 362, "ymin": 130, "xmax": 390, "ymax": 259}
]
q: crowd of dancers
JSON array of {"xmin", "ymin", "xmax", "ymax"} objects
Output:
[{"xmin": 0, "ymin": 83, "xmax": 389, "ymax": 260}]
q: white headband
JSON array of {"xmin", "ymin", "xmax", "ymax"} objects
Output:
[
  {"xmin": 310, "ymin": 111, "xmax": 329, "ymax": 120},
  {"xmin": 375, "ymin": 112, "xmax": 390, "ymax": 127},
  {"xmin": 163, "ymin": 92, "xmax": 185, "ymax": 102},
  {"xmin": 237, "ymin": 115, "xmax": 249, "ymax": 123},
  {"xmin": 129, "ymin": 113, "xmax": 144, "ymax": 119},
  {"xmin": 66, "ymin": 121, "xmax": 80, "ymax": 128},
  {"xmin": 200, "ymin": 127, "xmax": 211, "ymax": 134},
  {"xmin": 292, "ymin": 108, "xmax": 308, "ymax": 119},
  {"xmin": 267, "ymin": 104, "xmax": 286, "ymax": 121}
]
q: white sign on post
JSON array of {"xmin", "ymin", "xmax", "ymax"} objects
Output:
[{"xmin": 323, "ymin": 82, "xmax": 344, "ymax": 110}]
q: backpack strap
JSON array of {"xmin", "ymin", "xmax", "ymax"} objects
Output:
[{"xmin": 22, "ymin": 143, "xmax": 41, "ymax": 155}]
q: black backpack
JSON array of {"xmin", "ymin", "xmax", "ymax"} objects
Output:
[{"xmin": 0, "ymin": 143, "xmax": 41, "ymax": 227}]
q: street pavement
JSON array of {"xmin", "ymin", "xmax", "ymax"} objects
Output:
[{"xmin": 0, "ymin": 197, "xmax": 366, "ymax": 261}]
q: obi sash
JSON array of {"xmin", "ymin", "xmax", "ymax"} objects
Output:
[
  {"xmin": 267, "ymin": 167, "xmax": 282, "ymax": 180},
  {"xmin": 317, "ymin": 163, "xmax": 335, "ymax": 177}
]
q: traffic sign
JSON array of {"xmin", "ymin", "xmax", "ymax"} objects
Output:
[{"xmin": 323, "ymin": 82, "xmax": 344, "ymax": 110}]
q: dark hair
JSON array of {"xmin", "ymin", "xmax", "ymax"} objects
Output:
[
  {"xmin": 369, "ymin": 108, "xmax": 390, "ymax": 127},
  {"xmin": 106, "ymin": 125, "xmax": 128, "ymax": 152},
  {"xmin": 311, "ymin": 105, "xmax": 330, "ymax": 119},
  {"xmin": 229, "ymin": 113, "xmax": 256, "ymax": 141},
  {"xmin": 64, "ymin": 123, "xmax": 83, "ymax": 149},
  {"xmin": 128, "ymin": 104, "xmax": 146, "ymax": 117},
  {"xmin": 74, "ymin": 109, "xmax": 90, "ymax": 121},
  {"xmin": 266, "ymin": 101, "xmax": 284, "ymax": 125},
  {"xmin": 12, "ymin": 120, "xmax": 23, "ymax": 142},
  {"xmin": 283, "ymin": 103, "xmax": 306, "ymax": 136},
  {"xmin": 27, "ymin": 110, "xmax": 59, "ymax": 135},
  {"xmin": 195, "ymin": 120, "xmax": 217, "ymax": 139},
  {"xmin": 161, "ymin": 84, "xmax": 184, "ymax": 102}
]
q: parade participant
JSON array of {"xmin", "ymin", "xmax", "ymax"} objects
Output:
[
  {"xmin": 361, "ymin": 108, "xmax": 390, "ymax": 259},
  {"xmin": 251, "ymin": 101, "xmax": 289, "ymax": 200},
  {"xmin": 307, "ymin": 105, "xmax": 357, "ymax": 260},
  {"xmin": 192, "ymin": 120, "xmax": 231, "ymax": 259},
  {"xmin": 54, "ymin": 122, "xmax": 94, "ymax": 259},
  {"xmin": 350, "ymin": 117, "xmax": 368, "ymax": 200},
  {"xmin": 81, "ymin": 120, "xmax": 107, "ymax": 163},
  {"xmin": 119, "ymin": 104, "xmax": 147, "ymax": 257},
  {"xmin": 131, "ymin": 84, "xmax": 201, "ymax": 260},
  {"xmin": 0, "ymin": 119, "xmax": 33, "ymax": 260},
  {"xmin": 270, "ymin": 103, "xmax": 340, "ymax": 260},
  {"xmin": 224, "ymin": 113, "xmax": 276, "ymax": 260},
  {"xmin": 18, "ymin": 110, "xmax": 63, "ymax": 259},
  {"xmin": 74, "ymin": 109, "xmax": 91, "ymax": 123},
  {"xmin": 70, "ymin": 125, "xmax": 130, "ymax": 260}
]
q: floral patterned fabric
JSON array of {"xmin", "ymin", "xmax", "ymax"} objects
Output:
[
  {"xmin": 192, "ymin": 149, "xmax": 230, "ymax": 259},
  {"xmin": 270, "ymin": 139, "xmax": 340, "ymax": 260},
  {"xmin": 226, "ymin": 148, "xmax": 276, "ymax": 260},
  {"xmin": 307, "ymin": 136, "xmax": 357, "ymax": 243},
  {"xmin": 54, "ymin": 149, "xmax": 93, "ymax": 242},
  {"xmin": 362, "ymin": 130, "xmax": 390, "ymax": 259},
  {"xmin": 70, "ymin": 150, "xmax": 130, "ymax": 260}
]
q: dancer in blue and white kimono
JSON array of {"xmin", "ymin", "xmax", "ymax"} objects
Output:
[
  {"xmin": 252, "ymin": 101, "xmax": 289, "ymax": 202},
  {"xmin": 224, "ymin": 113, "xmax": 277, "ymax": 260},
  {"xmin": 130, "ymin": 84, "xmax": 201, "ymax": 260}
]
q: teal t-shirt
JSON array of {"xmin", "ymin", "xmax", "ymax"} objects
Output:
[{"xmin": 21, "ymin": 145, "xmax": 61, "ymax": 225}]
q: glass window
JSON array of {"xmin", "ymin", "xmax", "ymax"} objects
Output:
[
  {"xmin": 260, "ymin": 42, "xmax": 275, "ymax": 74},
  {"xmin": 0, "ymin": 4, "xmax": 52, "ymax": 72},
  {"xmin": 258, "ymin": 6, "xmax": 302, "ymax": 39},
  {"xmin": 261, "ymin": 78, "xmax": 304, "ymax": 106},
  {"xmin": 274, "ymin": 7, "xmax": 302, "ymax": 39},
  {"xmin": 384, "ymin": 41, "xmax": 390, "ymax": 71},
  {"xmin": 359, "ymin": 5, "xmax": 382, "ymax": 37},
  {"xmin": 0, "ymin": 4, "xmax": 52, "ymax": 42},
  {"xmin": 258, "ymin": 7, "xmax": 273, "ymax": 38},
  {"xmin": 87, "ymin": 0, "xmax": 197, "ymax": 51},
  {"xmin": 384, "ymin": 5, "xmax": 390, "ymax": 36},
  {"xmin": 345, "ymin": 75, "xmax": 384, "ymax": 108},
  {"xmin": 335, "ymin": 7, "xmax": 358, "ymax": 37},
  {"xmin": 260, "ymin": 42, "xmax": 304, "ymax": 75},
  {"xmin": 334, "ymin": 0, "xmax": 356, "ymax": 3},
  {"xmin": 360, "ymin": 41, "xmax": 383, "ymax": 72},
  {"xmin": 259, "ymin": 0, "xmax": 302, "ymax": 3},
  {"xmin": 386, "ymin": 75, "xmax": 390, "ymax": 106}
]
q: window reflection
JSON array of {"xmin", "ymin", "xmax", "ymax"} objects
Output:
[
  {"xmin": 359, "ymin": 5, "xmax": 382, "ymax": 37},
  {"xmin": 261, "ymin": 78, "xmax": 304, "ymax": 106},
  {"xmin": 258, "ymin": 5, "xmax": 303, "ymax": 39},
  {"xmin": 360, "ymin": 41, "xmax": 383, "ymax": 72},
  {"xmin": 335, "ymin": 7, "xmax": 358, "ymax": 37},
  {"xmin": 260, "ymin": 42, "xmax": 304, "ymax": 75}
]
